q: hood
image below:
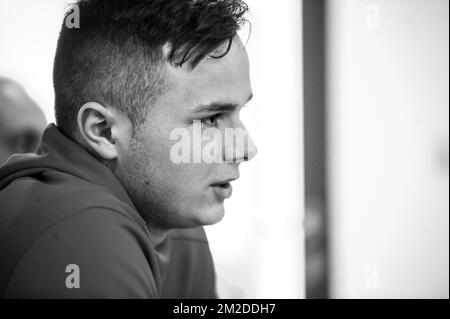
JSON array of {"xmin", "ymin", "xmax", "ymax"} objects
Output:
[{"xmin": 0, "ymin": 124, "xmax": 135, "ymax": 210}]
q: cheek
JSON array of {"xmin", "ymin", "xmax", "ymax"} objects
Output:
[
  {"xmin": 132, "ymin": 123, "xmax": 216, "ymax": 202},
  {"xmin": 145, "ymin": 129, "xmax": 212, "ymax": 191},
  {"xmin": 164, "ymin": 163, "xmax": 212, "ymax": 194},
  {"xmin": 164, "ymin": 164, "xmax": 219, "ymax": 213},
  {"xmin": 141, "ymin": 142, "xmax": 209, "ymax": 194}
]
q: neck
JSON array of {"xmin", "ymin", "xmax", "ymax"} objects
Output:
[{"xmin": 146, "ymin": 222, "xmax": 170, "ymax": 246}]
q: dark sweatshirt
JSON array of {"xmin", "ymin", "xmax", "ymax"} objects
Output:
[{"xmin": 0, "ymin": 124, "xmax": 216, "ymax": 298}]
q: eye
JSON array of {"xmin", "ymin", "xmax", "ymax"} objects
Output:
[{"xmin": 202, "ymin": 114, "xmax": 219, "ymax": 127}]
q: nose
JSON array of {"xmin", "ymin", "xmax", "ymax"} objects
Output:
[{"xmin": 223, "ymin": 126, "xmax": 257, "ymax": 163}]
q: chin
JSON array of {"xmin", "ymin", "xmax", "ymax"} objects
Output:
[{"xmin": 194, "ymin": 203, "xmax": 226, "ymax": 226}]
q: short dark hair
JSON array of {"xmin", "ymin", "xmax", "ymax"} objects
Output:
[{"xmin": 54, "ymin": 0, "xmax": 249, "ymax": 137}]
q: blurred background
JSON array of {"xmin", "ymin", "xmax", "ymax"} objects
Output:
[
  {"xmin": 304, "ymin": 0, "xmax": 449, "ymax": 298},
  {"xmin": 0, "ymin": 0, "xmax": 448, "ymax": 298}
]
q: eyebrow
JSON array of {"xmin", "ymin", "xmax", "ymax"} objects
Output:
[{"xmin": 192, "ymin": 93, "xmax": 253, "ymax": 114}]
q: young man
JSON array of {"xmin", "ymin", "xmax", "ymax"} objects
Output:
[{"xmin": 0, "ymin": 0, "xmax": 256, "ymax": 298}]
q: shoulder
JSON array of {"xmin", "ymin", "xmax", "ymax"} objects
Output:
[
  {"xmin": 0, "ymin": 169, "xmax": 145, "ymax": 251},
  {"xmin": 3, "ymin": 207, "xmax": 158, "ymax": 298},
  {"xmin": 161, "ymin": 227, "xmax": 217, "ymax": 298},
  {"xmin": 0, "ymin": 168, "xmax": 140, "ymax": 223}
]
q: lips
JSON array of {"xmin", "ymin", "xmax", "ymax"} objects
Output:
[
  {"xmin": 210, "ymin": 173, "xmax": 239, "ymax": 200},
  {"xmin": 211, "ymin": 182, "xmax": 233, "ymax": 200}
]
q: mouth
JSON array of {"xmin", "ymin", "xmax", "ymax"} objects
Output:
[{"xmin": 211, "ymin": 182, "xmax": 233, "ymax": 200}]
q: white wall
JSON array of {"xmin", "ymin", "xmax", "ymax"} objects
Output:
[
  {"xmin": 0, "ymin": 0, "xmax": 306, "ymax": 299},
  {"xmin": 0, "ymin": 0, "xmax": 65, "ymax": 123},
  {"xmin": 205, "ymin": 0, "xmax": 305, "ymax": 299},
  {"xmin": 327, "ymin": 0, "xmax": 449, "ymax": 298}
]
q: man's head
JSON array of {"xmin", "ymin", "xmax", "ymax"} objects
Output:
[
  {"xmin": 0, "ymin": 77, "xmax": 47, "ymax": 165},
  {"xmin": 54, "ymin": 0, "xmax": 257, "ymax": 232}
]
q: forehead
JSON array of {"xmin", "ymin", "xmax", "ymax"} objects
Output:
[{"xmin": 164, "ymin": 39, "xmax": 252, "ymax": 110}]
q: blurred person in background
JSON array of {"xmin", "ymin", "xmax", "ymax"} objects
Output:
[{"xmin": 0, "ymin": 77, "xmax": 47, "ymax": 165}]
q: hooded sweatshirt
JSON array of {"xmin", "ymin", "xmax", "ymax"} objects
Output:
[{"xmin": 0, "ymin": 124, "xmax": 216, "ymax": 298}]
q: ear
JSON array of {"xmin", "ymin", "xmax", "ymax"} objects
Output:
[{"xmin": 77, "ymin": 102, "xmax": 118, "ymax": 160}]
